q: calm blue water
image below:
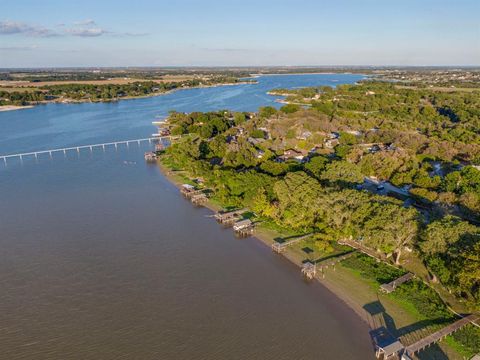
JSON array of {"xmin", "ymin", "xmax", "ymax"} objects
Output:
[
  {"xmin": 0, "ymin": 74, "xmax": 374, "ymax": 360},
  {"xmin": 0, "ymin": 74, "xmax": 363, "ymax": 155}
]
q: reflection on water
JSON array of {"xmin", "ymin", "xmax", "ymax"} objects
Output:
[{"xmin": 0, "ymin": 74, "xmax": 373, "ymax": 359}]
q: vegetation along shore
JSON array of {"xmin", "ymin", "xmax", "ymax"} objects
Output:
[
  {"xmin": 0, "ymin": 74, "xmax": 255, "ymax": 110},
  {"xmin": 152, "ymin": 79, "xmax": 480, "ymax": 359}
]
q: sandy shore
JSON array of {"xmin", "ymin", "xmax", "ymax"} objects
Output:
[
  {"xmin": 0, "ymin": 105, "xmax": 34, "ymax": 112},
  {"xmin": 156, "ymin": 160, "xmax": 392, "ymax": 324},
  {"xmin": 156, "ymin": 159, "xmax": 463, "ymax": 359}
]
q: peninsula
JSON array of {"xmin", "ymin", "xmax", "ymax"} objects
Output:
[{"xmin": 154, "ymin": 78, "xmax": 480, "ymax": 359}]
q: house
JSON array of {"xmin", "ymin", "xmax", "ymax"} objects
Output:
[
  {"xmin": 248, "ymin": 137, "xmax": 265, "ymax": 146},
  {"xmin": 369, "ymin": 144, "xmax": 382, "ymax": 153},
  {"xmin": 328, "ymin": 132, "xmax": 340, "ymax": 139},
  {"xmin": 324, "ymin": 138, "xmax": 339, "ymax": 149},
  {"xmin": 226, "ymin": 135, "xmax": 238, "ymax": 144},
  {"xmin": 256, "ymin": 150, "xmax": 265, "ymax": 159},
  {"xmin": 278, "ymin": 149, "xmax": 307, "ymax": 162},
  {"xmin": 297, "ymin": 131, "xmax": 312, "ymax": 140}
]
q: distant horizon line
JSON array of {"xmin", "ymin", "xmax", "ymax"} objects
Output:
[{"xmin": 1, "ymin": 64, "xmax": 479, "ymax": 71}]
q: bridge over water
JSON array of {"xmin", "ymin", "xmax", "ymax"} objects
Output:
[{"xmin": 0, "ymin": 137, "xmax": 169, "ymax": 165}]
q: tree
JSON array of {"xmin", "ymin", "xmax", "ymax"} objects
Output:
[
  {"xmin": 420, "ymin": 216, "xmax": 476, "ymax": 256},
  {"xmin": 361, "ymin": 202, "xmax": 419, "ymax": 264},
  {"xmin": 320, "ymin": 161, "xmax": 364, "ymax": 184},
  {"xmin": 259, "ymin": 106, "xmax": 277, "ymax": 118},
  {"xmin": 456, "ymin": 242, "xmax": 480, "ymax": 301},
  {"xmin": 280, "ymin": 104, "xmax": 300, "ymax": 114},
  {"xmin": 305, "ymin": 156, "xmax": 329, "ymax": 179},
  {"xmin": 273, "ymin": 172, "xmax": 324, "ymax": 229}
]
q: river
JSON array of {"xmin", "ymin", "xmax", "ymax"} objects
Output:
[{"xmin": 0, "ymin": 74, "xmax": 374, "ymax": 359}]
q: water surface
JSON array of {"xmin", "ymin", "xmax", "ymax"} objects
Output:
[{"xmin": 0, "ymin": 74, "xmax": 373, "ymax": 359}]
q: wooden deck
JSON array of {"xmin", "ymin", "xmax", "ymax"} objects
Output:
[
  {"xmin": 404, "ymin": 314, "xmax": 479, "ymax": 356},
  {"xmin": 233, "ymin": 219, "xmax": 254, "ymax": 237},
  {"xmin": 301, "ymin": 262, "xmax": 316, "ymax": 279},
  {"xmin": 214, "ymin": 209, "xmax": 248, "ymax": 225},
  {"xmin": 380, "ymin": 273, "xmax": 414, "ymax": 293},
  {"xmin": 191, "ymin": 193, "xmax": 208, "ymax": 205},
  {"xmin": 271, "ymin": 233, "xmax": 312, "ymax": 253}
]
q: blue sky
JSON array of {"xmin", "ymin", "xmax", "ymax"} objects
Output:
[{"xmin": 1, "ymin": 0, "xmax": 479, "ymax": 67}]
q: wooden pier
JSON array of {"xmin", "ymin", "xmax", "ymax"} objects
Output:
[
  {"xmin": 233, "ymin": 219, "xmax": 254, "ymax": 237},
  {"xmin": 214, "ymin": 209, "xmax": 248, "ymax": 226},
  {"xmin": 370, "ymin": 326, "xmax": 405, "ymax": 360},
  {"xmin": 315, "ymin": 251, "xmax": 357, "ymax": 277},
  {"xmin": 271, "ymin": 233, "xmax": 312, "ymax": 253},
  {"xmin": 301, "ymin": 262, "xmax": 316, "ymax": 279},
  {"xmin": 180, "ymin": 184, "xmax": 204, "ymax": 198},
  {"xmin": 191, "ymin": 193, "xmax": 208, "ymax": 205},
  {"xmin": 144, "ymin": 151, "xmax": 157, "ymax": 161},
  {"xmin": 380, "ymin": 273, "xmax": 414, "ymax": 294},
  {"xmin": 0, "ymin": 137, "xmax": 167, "ymax": 165},
  {"xmin": 180, "ymin": 184, "xmax": 209, "ymax": 206},
  {"xmin": 404, "ymin": 314, "xmax": 479, "ymax": 357}
]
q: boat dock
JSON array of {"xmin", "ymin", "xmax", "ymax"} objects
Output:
[
  {"xmin": 233, "ymin": 219, "xmax": 254, "ymax": 237},
  {"xmin": 271, "ymin": 233, "xmax": 312, "ymax": 253},
  {"xmin": 214, "ymin": 209, "xmax": 248, "ymax": 225},
  {"xmin": 301, "ymin": 262, "xmax": 316, "ymax": 279},
  {"xmin": 315, "ymin": 251, "xmax": 357, "ymax": 277},
  {"xmin": 370, "ymin": 314, "xmax": 479, "ymax": 359},
  {"xmin": 180, "ymin": 184, "xmax": 209, "ymax": 205}
]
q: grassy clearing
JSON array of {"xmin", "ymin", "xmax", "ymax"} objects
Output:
[{"xmin": 342, "ymin": 254, "xmax": 480, "ymax": 357}]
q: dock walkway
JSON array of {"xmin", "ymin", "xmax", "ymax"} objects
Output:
[
  {"xmin": 404, "ymin": 314, "xmax": 479, "ymax": 356},
  {"xmin": 338, "ymin": 239, "xmax": 387, "ymax": 261},
  {"xmin": 380, "ymin": 273, "xmax": 414, "ymax": 293},
  {"xmin": 271, "ymin": 233, "xmax": 312, "ymax": 253}
]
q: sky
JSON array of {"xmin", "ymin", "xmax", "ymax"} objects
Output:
[{"xmin": 1, "ymin": 0, "xmax": 479, "ymax": 68}]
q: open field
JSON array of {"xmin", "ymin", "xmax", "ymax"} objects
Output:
[
  {"xmin": 0, "ymin": 74, "xmax": 215, "ymax": 89},
  {"xmin": 395, "ymin": 85, "xmax": 480, "ymax": 92}
]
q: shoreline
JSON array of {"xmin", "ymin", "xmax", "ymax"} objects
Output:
[
  {"xmin": 0, "ymin": 80, "xmax": 256, "ymax": 111},
  {"xmin": 156, "ymin": 159, "xmax": 465, "ymax": 360},
  {"xmin": 157, "ymin": 161, "xmax": 375, "ymax": 325},
  {"xmin": 0, "ymin": 105, "xmax": 35, "ymax": 112}
]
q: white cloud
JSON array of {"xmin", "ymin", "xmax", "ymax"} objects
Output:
[
  {"xmin": 66, "ymin": 27, "xmax": 109, "ymax": 37},
  {"xmin": 0, "ymin": 20, "xmax": 58, "ymax": 37},
  {"xmin": 0, "ymin": 19, "xmax": 148, "ymax": 38}
]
